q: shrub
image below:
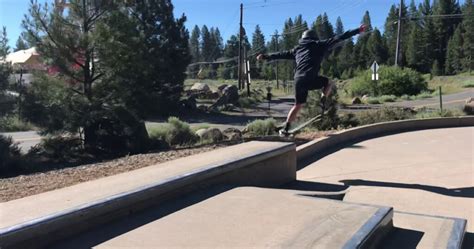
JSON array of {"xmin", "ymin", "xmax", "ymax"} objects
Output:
[
  {"xmin": 415, "ymin": 109, "xmax": 465, "ymax": 119},
  {"xmin": 301, "ymin": 91, "xmax": 340, "ymax": 130},
  {"xmin": 149, "ymin": 117, "xmax": 197, "ymax": 146},
  {"xmin": 463, "ymin": 81, "xmax": 474, "ymax": 88},
  {"xmin": 415, "ymin": 91, "xmax": 433, "ymax": 99},
  {"xmin": 366, "ymin": 98, "xmax": 381, "ymax": 104},
  {"xmin": 28, "ymin": 136, "xmax": 85, "ymax": 163},
  {"xmin": 246, "ymin": 118, "xmax": 277, "ymax": 136},
  {"xmin": 0, "ymin": 135, "xmax": 23, "ymax": 176},
  {"xmin": 356, "ymin": 107, "xmax": 414, "ymax": 126},
  {"xmin": 349, "ymin": 66, "xmax": 427, "ymax": 97},
  {"xmin": 379, "ymin": 95, "xmax": 397, "ymax": 103},
  {"xmin": 0, "ymin": 115, "xmax": 34, "ymax": 132}
]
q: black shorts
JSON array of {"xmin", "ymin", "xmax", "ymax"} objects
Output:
[{"xmin": 295, "ymin": 75, "xmax": 329, "ymax": 104}]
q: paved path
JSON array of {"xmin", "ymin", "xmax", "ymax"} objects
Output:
[
  {"xmin": 298, "ymin": 127, "xmax": 474, "ymax": 233},
  {"xmin": 0, "ymin": 131, "xmax": 41, "ymax": 153},
  {"xmin": 388, "ymin": 89, "xmax": 473, "ymax": 110}
]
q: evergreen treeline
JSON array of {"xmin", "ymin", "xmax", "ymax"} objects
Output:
[{"xmin": 189, "ymin": 0, "xmax": 474, "ymax": 79}]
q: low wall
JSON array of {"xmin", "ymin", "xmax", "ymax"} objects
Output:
[{"xmin": 297, "ymin": 116, "xmax": 474, "ymax": 164}]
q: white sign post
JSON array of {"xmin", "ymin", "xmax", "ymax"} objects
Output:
[
  {"xmin": 371, "ymin": 61, "xmax": 379, "ymax": 96},
  {"xmin": 371, "ymin": 61, "xmax": 379, "ymax": 81}
]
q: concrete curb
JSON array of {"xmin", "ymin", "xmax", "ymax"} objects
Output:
[
  {"xmin": 0, "ymin": 142, "xmax": 295, "ymax": 249},
  {"xmin": 343, "ymin": 207, "xmax": 394, "ymax": 249},
  {"xmin": 395, "ymin": 211, "xmax": 467, "ymax": 249},
  {"xmin": 297, "ymin": 116, "xmax": 474, "ymax": 164}
]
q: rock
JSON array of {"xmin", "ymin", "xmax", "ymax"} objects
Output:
[
  {"xmin": 209, "ymin": 90, "xmax": 220, "ymax": 99},
  {"xmin": 217, "ymin": 84, "xmax": 228, "ymax": 93},
  {"xmin": 198, "ymin": 128, "xmax": 224, "ymax": 142},
  {"xmin": 352, "ymin": 97, "xmax": 362, "ymax": 105},
  {"xmin": 190, "ymin": 83, "xmax": 210, "ymax": 92},
  {"xmin": 223, "ymin": 85, "xmax": 239, "ymax": 105},
  {"xmin": 195, "ymin": 128, "xmax": 207, "ymax": 138},
  {"xmin": 463, "ymin": 97, "xmax": 474, "ymax": 115},
  {"xmin": 197, "ymin": 105, "xmax": 208, "ymax": 112},
  {"xmin": 361, "ymin": 95, "xmax": 369, "ymax": 101},
  {"xmin": 180, "ymin": 95, "xmax": 197, "ymax": 110},
  {"xmin": 223, "ymin": 128, "xmax": 242, "ymax": 141}
]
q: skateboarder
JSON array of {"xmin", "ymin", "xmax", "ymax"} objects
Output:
[{"xmin": 257, "ymin": 24, "xmax": 367, "ymax": 134}]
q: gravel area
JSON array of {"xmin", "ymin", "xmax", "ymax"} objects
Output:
[
  {"xmin": 0, "ymin": 131, "xmax": 333, "ymax": 202},
  {"xmin": 0, "ymin": 144, "xmax": 228, "ymax": 202}
]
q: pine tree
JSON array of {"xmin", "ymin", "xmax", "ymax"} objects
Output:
[
  {"xmin": 445, "ymin": 25, "xmax": 464, "ymax": 74},
  {"xmin": 189, "ymin": 25, "xmax": 201, "ymax": 62},
  {"xmin": 462, "ymin": 0, "xmax": 474, "ymax": 73},
  {"xmin": 201, "ymin": 25, "xmax": 213, "ymax": 61},
  {"xmin": 367, "ymin": 28, "xmax": 388, "ymax": 65},
  {"xmin": 212, "ymin": 28, "xmax": 224, "ymax": 59},
  {"xmin": 14, "ymin": 37, "xmax": 28, "ymax": 52},
  {"xmin": 419, "ymin": 0, "xmax": 437, "ymax": 73},
  {"xmin": 338, "ymin": 40, "xmax": 355, "ymax": 77},
  {"xmin": 354, "ymin": 11, "xmax": 373, "ymax": 69},
  {"xmin": 335, "ymin": 17, "xmax": 344, "ymax": 36},
  {"xmin": 0, "ymin": 27, "xmax": 11, "ymax": 91},
  {"xmin": 251, "ymin": 25, "xmax": 266, "ymax": 78},
  {"xmin": 432, "ymin": 0, "xmax": 462, "ymax": 74}
]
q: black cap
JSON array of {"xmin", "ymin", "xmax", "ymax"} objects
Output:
[{"xmin": 301, "ymin": 30, "xmax": 317, "ymax": 39}]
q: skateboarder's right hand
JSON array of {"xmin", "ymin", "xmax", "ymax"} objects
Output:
[{"xmin": 359, "ymin": 24, "xmax": 367, "ymax": 33}]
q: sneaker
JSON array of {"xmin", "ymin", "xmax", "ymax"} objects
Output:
[{"xmin": 275, "ymin": 121, "xmax": 290, "ymax": 133}]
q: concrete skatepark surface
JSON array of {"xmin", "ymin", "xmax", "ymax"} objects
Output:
[
  {"xmin": 298, "ymin": 127, "xmax": 474, "ymax": 243},
  {"xmin": 52, "ymin": 187, "xmax": 390, "ymax": 249}
]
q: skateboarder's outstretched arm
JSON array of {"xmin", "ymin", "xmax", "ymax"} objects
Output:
[
  {"xmin": 323, "ymin": 24, "xmax": 367, "ymax": 50},
  {"xmin": 256, "ymin": 49, "xmax": 295, "ymax": 61}
]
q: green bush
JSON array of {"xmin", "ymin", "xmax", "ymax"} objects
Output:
[
  {"xmin": 463, "ymin": 82, "xmax": 474, "ymax": 88},
  {"xmin": 379, "ymin": 95, "xmax": 397, "ymax": 103},
  {"xmin": 301, "ymin": 91, "xmax": 340, "ymax": 130},
  {"xmin": 366, "ymin": 98, "xmax": 381, "ymax": 104},
  {"xmin": 415, "ymin": 109, "xmax": 465, "ymax": 119},
  {"xmin": 149, "ymin": 117, "xmax": 197, "ymax": 146},
  {"xmin": 356, "ymin": 107, "xmax": 414, "ymax": 126},
  {"xmin": 28, "ymin": 136, "xmax": 86, "ymax": 163},
  {"xmin": 0, "ymin": 135, "xmax": 23, "ymax": 176},
  {"xmin": 349, "ymin": 66, "xmax": 427, "ymax": 97},
  {"xmin": 246, "ymin": 118, "xmax": 277, "ymax": 136},
  {"xmin": 0, "ymin": 115, "xmax": 34, "ymax": 132}
]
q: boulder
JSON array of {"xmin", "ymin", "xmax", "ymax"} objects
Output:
[
  {"xmin": 217, "ymin": 84, "xmax": 228, "ymax": 93},
  {"xmin": 190, "ymin": 83, "xmax": 210, "ymax": 92},
  {"xmin": 180, "ymin": 95, "xmax": 197, "ymax": 110},
  {"xmin": 361, "ymin": 95, "xmax": 369, "ymax": 101},
  {"xmin": 223, "ymin": 85, "xmax": 239, "ymax": 105},
  {"xmin": 198, "ymin": 128, "xmax": 224, "ymax": 142},
  {"xmin": 351, "ymin": 97, "xmax": 362, "ymax": 105},
  {"xmin": 463, "ymin": 97, "xmax": 474, "ymax": 115},
  {"xmin": 195, "ymin": 128, "xmax": 208, "ymax": 138},
  {"xmin": 223, "ymin": 128, "xmax": 242, "ymax": 141}
]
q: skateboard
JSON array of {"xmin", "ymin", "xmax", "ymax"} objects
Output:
[{"xmin": 279, "ymin": 111, "xmax": 326, "ymax": 137}]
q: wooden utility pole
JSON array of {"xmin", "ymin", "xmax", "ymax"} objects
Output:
[
  {"xmin": 238, "ymin": 3, "xmax": 243, "ymax": 90},
  {"xmin": 273, "ymin": 32, "xmax": 280, "ymax": 89},
  {"xmin": 395, "ymin": 0, "xmax": 403, "ymax": 67}
]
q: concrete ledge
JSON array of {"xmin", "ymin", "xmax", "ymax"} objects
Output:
[
  {"xmin": 54, "ymin": 187, "xmax": 394, "ymax": 249},
  {"xmin": 297, "ymin": 116, "xmax": 474, "ymax": 163},
  {"xmin": 0, "ymin": 141, "xmax": 295, "ymax": 249},
  {"xmin": 385, "ymin": 211, "xmax": 467, "ymax": 249}
]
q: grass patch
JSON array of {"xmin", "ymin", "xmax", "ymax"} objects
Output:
[
  {"xmin": 366, "ymin": 98, "xmax": 381, "ymax": 104},
  {"xmin": 245, "ymin": 118, "xmax": 277, "ymax": 136},
  {"xmin": 415, "ymin": 108, "xmax": 465, "ymax": 119},
  {"xmin": 427, "ymin": 74, "xmax": 474, "ymax": 94},
  {"xmin": 148, "ymin": 117, "xmax": 198, "ymax": 146}
]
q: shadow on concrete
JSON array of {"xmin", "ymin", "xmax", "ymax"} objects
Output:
[
  {"xmin": 50, "ymin": 185, "xmax": 236, "ymax": 249},
  {"xmin": 463, "ymin": 232, "xmax": 474, "ymax": 249},
  {"xmin": 340, "ymin": 179, "xmax": 474, "ymax": 198},
  {"xmin": 380, "ymin": 227, "xmax": 424, "ymax": 249},
  {"xmin": 346, "ymin": 144, "xmax": 366, "ymax": 149},
  {"xmin": 281, "ymin": 180, "xmax": 349, "ymax": 200}
]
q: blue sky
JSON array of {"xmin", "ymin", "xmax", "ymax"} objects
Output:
[{"xmin": 0, "ymin": 0, "xmax": 464, "ymax": 49}]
